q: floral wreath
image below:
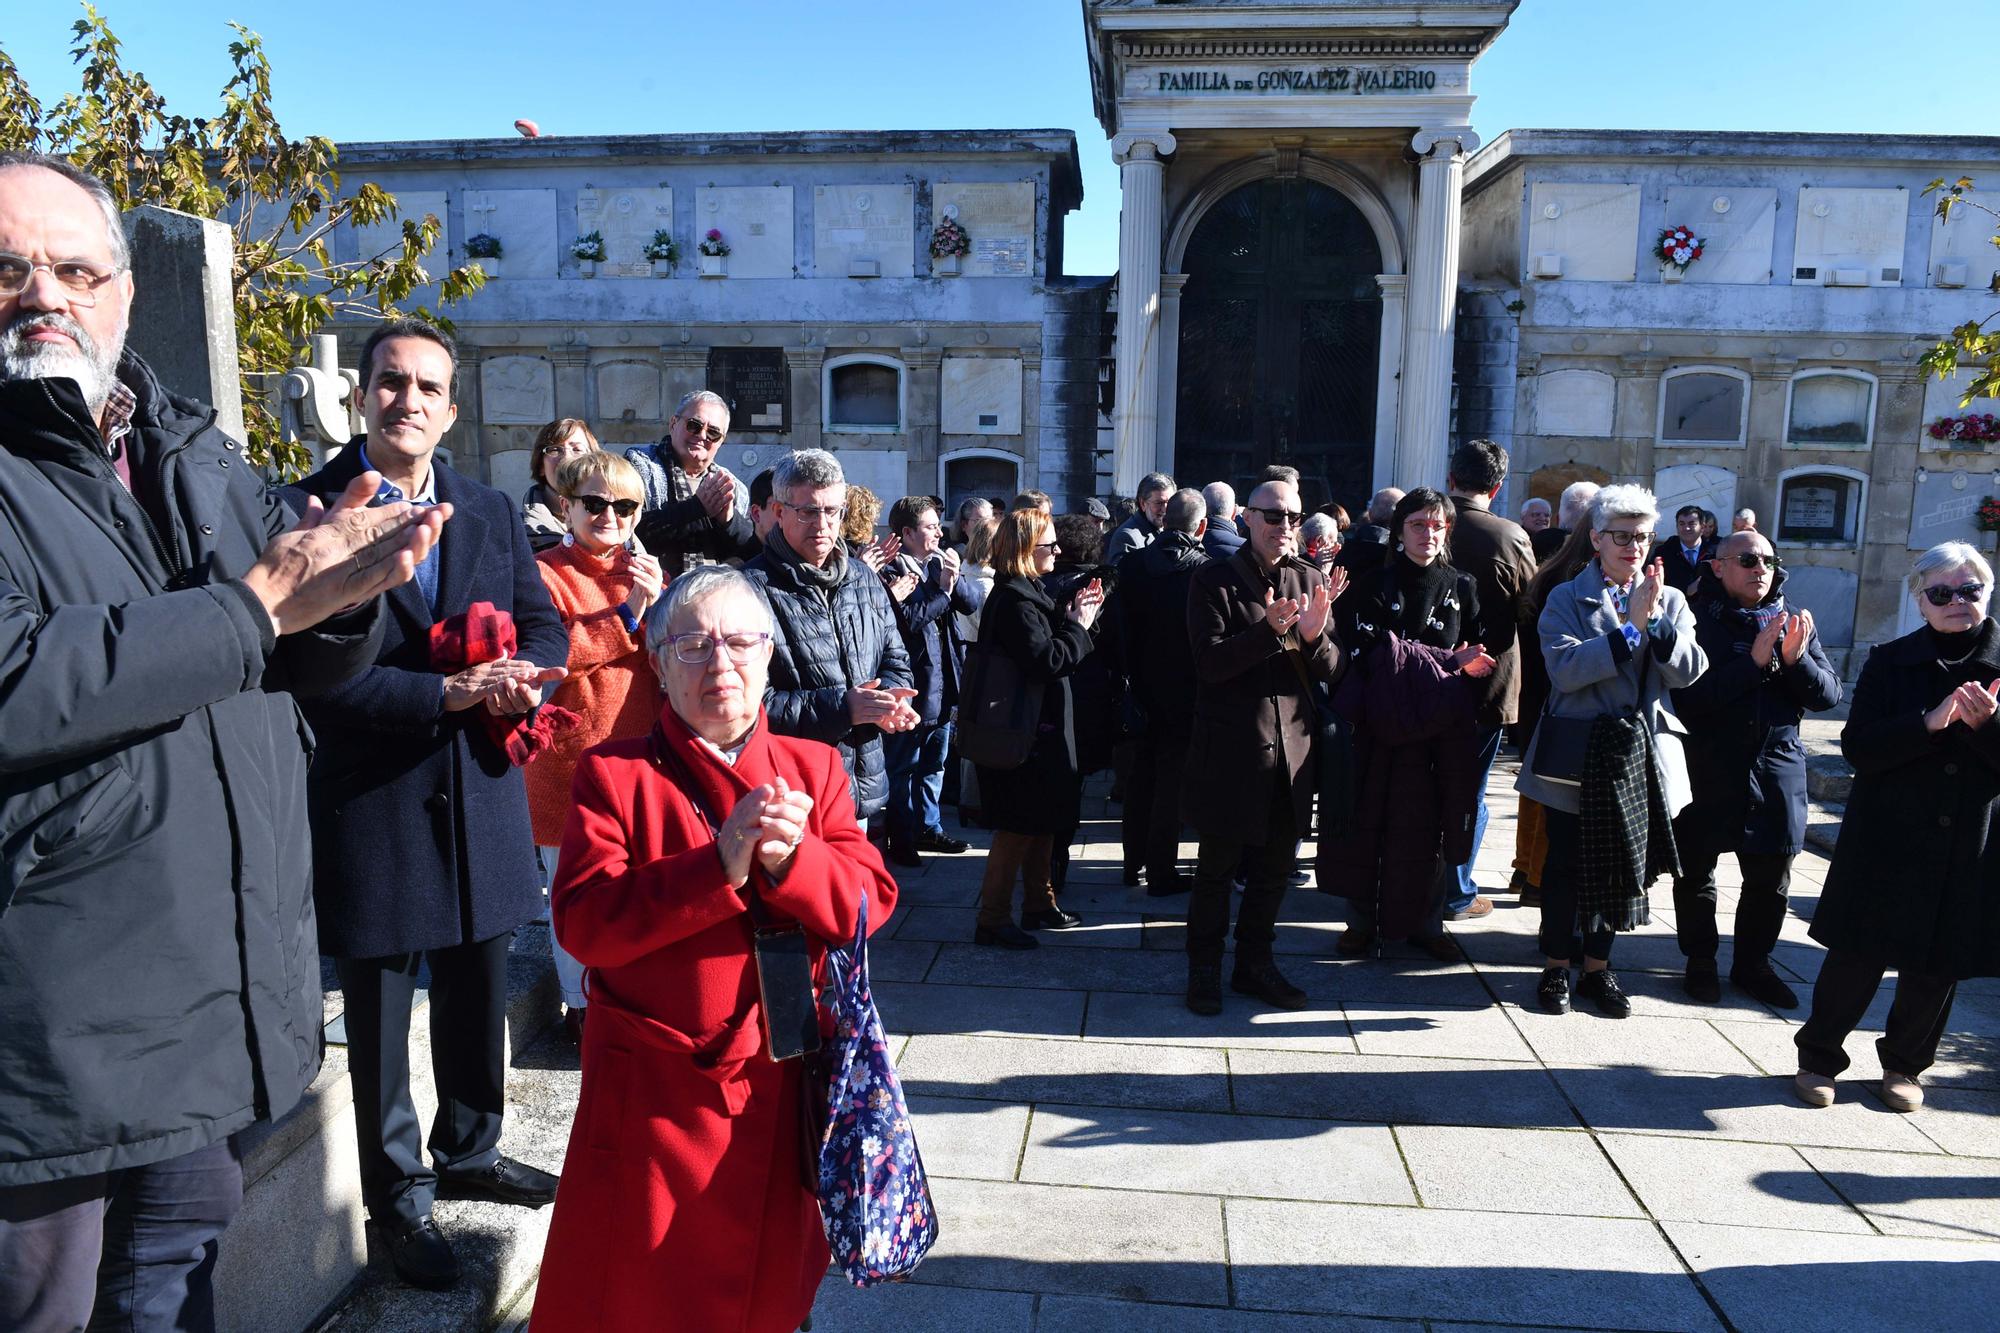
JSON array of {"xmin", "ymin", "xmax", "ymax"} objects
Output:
[
  {"xmin": 1929, "ymin": 412, "xmax": 2000, "ymax": 445},
  {"xmin": 930, "ymin": 217, "xmax": 971, "ymax": 260},
  {"xmin": 1978, "ymin": 496, "xmax": 2000, "ymax": 535},
  {"xmin": 1655, "ymin": 224, "xmax": 1704, "ymax": 272},
  {"xmin": 697, "ymin": 228, "xmax": 731, "ymax": 258}
]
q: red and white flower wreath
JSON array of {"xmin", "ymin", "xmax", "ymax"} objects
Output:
[{"xmin": 1655, "ymin": 224, "xmax": 1705, "ymax": 272}]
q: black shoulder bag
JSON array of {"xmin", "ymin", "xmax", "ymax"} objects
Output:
[{"xmin": 1531, "ymin": 626, "xmax": 1652, "ymax": 787}]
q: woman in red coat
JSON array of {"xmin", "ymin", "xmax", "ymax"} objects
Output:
[{"xmin": 532, "ymin": 565, "xmax": 898, "ymax": 1333}]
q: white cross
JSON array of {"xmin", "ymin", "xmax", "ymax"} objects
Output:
[{"xmin": 468, "ymin": 195, "xmax": 499, "ymax": 231}]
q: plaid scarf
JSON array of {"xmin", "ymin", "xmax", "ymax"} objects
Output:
[{"xmin": 429, "ymin": 601, "xmax": 581, "ymax": 766}]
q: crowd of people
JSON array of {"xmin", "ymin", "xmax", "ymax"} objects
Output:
[{"xmin": 4, "ymin": 151, "xmax": 2000, "ymax": 1332}]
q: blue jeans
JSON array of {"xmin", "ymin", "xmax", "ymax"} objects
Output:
[
  {"xmin": 884, "ymin": 719, "xmax": 954, "ymax": 846},
  {"xmin": 1447, "ymin": 725, "xmax": 1505, "ymax": 913},
  {"xmin": 541, "ymin": 844, "xmax": 587, "ymax": 1009}
]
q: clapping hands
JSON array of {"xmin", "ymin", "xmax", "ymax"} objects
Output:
[
  {"xmin": 1926, "ymin": 677, "xmax": 2000, "ymax": 734},
  {"xmin": 717, "ymin": 775, "xmax": 818, "ymax": 887}
]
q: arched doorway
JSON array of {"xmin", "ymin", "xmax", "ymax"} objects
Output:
[{"xmin": 1174, "ymin": 178, "xmax": 1383, "ymax": 515}]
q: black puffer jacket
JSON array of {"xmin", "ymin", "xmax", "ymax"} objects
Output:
[
  {"xmin": 745, "ymin": 535, "xmax": 913, "ymax": 818},
  {"xmin": 0, "ymin": 355, "xmax": 382, "ymax": 1186}
]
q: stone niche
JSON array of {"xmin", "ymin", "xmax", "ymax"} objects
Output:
[
  {"xmin": 1780, "ymin": 564, "xmax": 1858, "ymax": 646},
  {"xmin": 1921, "ymin": 364, "xmax": 1991, "ymax": 437},
  {"xmin": 1791, "ymin": 187, "xmax": 1907, "ymax": 287},
  {"xmin": 487, "ymin": 447, "xmax": 534, "ymax": 498},
  {"xmin": 1526, "ymin": 183, "xmax": 1640, "ymax": 283},
  {"xmin": 480, "ymin": 355, "xmax": 555, "ymax": 425},
  {"xmin": 595, "ymin": 359, "xmax": 662, "ymax": 424},
  {"xmin": 813, "ymin": 184, "xmax": 914, "ymax": 279},
  {"xmin": 463, "ymin": 189, "xmax": 557, "ymax": 278},
  {"xmin": 1652, "ymin": 463, "xmax": 1738, "ymax": 539},
  {"xmin": 941, "ymin": 356, "xmax": 1023, "ymax": 435},
  {"xmin": 1525, "ymin": 461, "xmax": 1611, "ymax": 508},
  {"xmin": 1907, "ymin": 466, "xmax": 2000, "ymax": 551},
  {"xmin": 828, "ymin": 447, "xmax": 911, "ymax": 520},
  {"xmin": 1931, "ymin": 196, "xmax": 2000, "ymax": 291},
  {"xmin": 352, "ymin": 190, "xmax": 449, "ymax": 267},
  {"xmin": 575, "ymin": 187, "xmax": 673, "ymax": 278},
  {"xmin": 694, "ymin": 187, "xmax": 795, "ymax": 279},
  {"xmin": 933, "ymin": 181, "xmax": 1036, "ymax": 277},
  {"xmin": 1533, "ymin": 368, "xmax": 1616, "ymax": 437},
  {"xmin": 1660, "ymin": 187, "xmax": 1775, "ymax": 285}
]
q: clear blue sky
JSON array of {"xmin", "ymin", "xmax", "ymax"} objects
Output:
[{"xmin": 4, "ymin": 0, "xmax": 1989, "ymax": 276}]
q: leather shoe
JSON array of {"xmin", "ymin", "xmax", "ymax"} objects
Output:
[
  {"xmin": 886, "ymin": 843, "xmax": 923, "ymax": 869},
  {"xmin": 1123, "ymin": 866, "xmax": 1143, "ymax": 886},
  {"xmin": 914, "ymin": 829, "xmax": 969, "ymax": 854},
  {"xmin": 1447, "ymin": 895, "xmax": 1493, "ymax": 921},
  {"xmin": 384, "ymin": 1216, "xmax": 460, "ymax": 1290},
  {"xmin": 1575, "ymin": 968, "xmax": 1632, "ymax": 1019},
  {"xmin": 1022, "ymin": 907, "xmax": 1083, "ymax": 930},
  {"xmin": 1336, "ymin": 926, "xmax": 1376, "ymax": 957},
  {"xmin": 1536, "ymin": 966, "xmax": 1571, "ymax": 1014},
  {"xmin": 1412, "ymin": 933, "xmax": 1463, "ymax": 963},
  {"xmin": 1231, "ymin": 959, "xmax": 1307, "ymax": 1010},
  {"xmin": 1731, "ymin": 963, "xmax": 1799, "ymax": 1010},
  {"xmin": 973, "ymin": 922, "xmax": 1038, "ymax": 949},
  {"xmin": 435, "ymin": 1156, "xmax": 558, "ymax": 1208},
  {"xmin": 1683, "ymin": 959, "xmax": 1721, "ymax": 1004},
  {"xmin": 1186, "ymin": 963, "xmax": 1224, "ymax": 1017}
]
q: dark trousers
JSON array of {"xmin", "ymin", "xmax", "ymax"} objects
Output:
[
  {"xmin": 1672, "ymin": 846, "xmax": 1792, "ymax": 968},
  {"xmin": 1537, "ymin": 807, "xmax": 1616, "ymax": 962},
  {"xmin": 1120, "ymin": 733, "xmax": 1155, "ymax": 878},
  {"xmin": 337, "ymin": 929, "xmax": 513, "ymax": 1226},
  {"xmin": 1796, "ymin": 947, "xmax": 1959, "ymax": 1078},
  {"xmin": 1136, "ymin": 726, "xmax": 1191, "ymax": 886},
  {"xmin": 0, "ymin": 1137, "xmax": 242, "ymax": 1333},
  {"xmin": 1187, "ymin": 774, "xmax": 1298, "ymax": 970}
]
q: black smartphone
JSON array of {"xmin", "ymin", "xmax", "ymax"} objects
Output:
[{"xmin": 752, "ymin": 926, "xmax": 821, "ymax": 1062}]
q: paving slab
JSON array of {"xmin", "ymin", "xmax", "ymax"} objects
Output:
[
  {"xmin": 1394, "ymin": 1125, "xmax": 1641, "ymax": 1218},
  {"xmin": 876, "ymin": 980, "xmax": 1086, "ymax": 1040},
  {"xmin": 1664, "ymin": 1219, "xmax": 2000, "ymax": 1333},
  {"xmin": 896, "ymin": 905, "xmax": 1148, "ymax": 950},
  {"xmin": 866, "ymin": 937, "xmax": 942, "ymax": 983},
  {"xmin": 1082, "ymin": 985, "xmax": 1357, "ymax": 1055},
  {"xmin": 1548, "ymin": 1065, "xmax": 1945, "ymax": 1152},
  {"xmin": 1511, "ymin": 1010, "xmax": 1765, "ymax": 1075},
  {"xmin": 911, "ymin": 1177, "xmax": 1228, "ymax": 1307},
  {"xmin": 1595, "ymin": 1132, "xmax": 1871, "ymax": 1233},
  {"xmin": 1906, "ymin": 1085, "xmax": 2000, "ymax": 1158},
  {"xmin": 1797, "ymin": 1146, "xmax": 2000, "ymax": 1241},
  {"xmin": 1227, "ymin": 1048, "xmax": 1576, "ymax": 1130},
  {"xmin": 1342, "ymin": 1001, "xmax": 1537, "ymax": 1063},
  {"xmin": 927, "ymin": 941, "xmax": 1185, "ymax": 993},
  {"xmin": 906, "ymin": 1094, "xmax": 1030, "ymax": 1183},
  {"xmin": 897, "ymin": 1033, "xmax": 1233, "ymax": 1113},
  {"xmin": 879, "ymin": 873, "xmax": 983, "ymax": 908},
  {"xmin": 1037, "ymin": 1295, "xmax": 1409, "ymax": 1332},
  {"xmin": 1226, "ymin": 1199, "xmax": 1721, "ymax": 1330},
  {"xmin": 1021, "ymin": 1103, "xmax": 1413, "ymax": 1206},
  {"xmin": 805, "ymin": 1275, "xmax": 1034, "ymax": 1332}
]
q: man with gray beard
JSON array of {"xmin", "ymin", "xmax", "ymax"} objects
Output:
[{"xmin": 0, "ymin": 152, "xmax": 443, "ymax": 1329}]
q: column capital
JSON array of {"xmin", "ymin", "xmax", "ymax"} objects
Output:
[
  {"xmin": 1112, "ymin": 130, "xmax": 1178, "ymax": 165},
  {"xmin": 904, "ymin": 345, "xmax": 944, "ymax": 369},
  {"xmin": 1411, "ymin": 127, "xmax": 1481, "ymax": 159},
  {"xmin": 1161, "ymin": 272, "xmax": 1191, "ymax": 297},
  {"xmin": 784, "ymin": 345, "xmax": 825, "ymax": 370},
  {"xmin": 1375, "ymin": 273, "xmax": 1409, "ymax": 298}
]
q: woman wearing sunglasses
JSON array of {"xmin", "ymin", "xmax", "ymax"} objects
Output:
[
  {"xmin": 1794, "ymin": 541, "xmax": 2000, "ymax": 1111},
  {"xmin": 525, "ymin": 449, "xmax": 667, "ymax": 1037}
]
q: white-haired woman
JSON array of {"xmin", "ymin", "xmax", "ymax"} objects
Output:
[
  {"xmin": 1517, "ymin": 485, "xmax": 1707, "ymax": 1017},
  {"xmin": 1794, "ymin": 542, "xmax": 2000, "ymax": 1111}
]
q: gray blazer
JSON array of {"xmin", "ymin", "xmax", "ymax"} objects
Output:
[{"xmin": 1516, "ymin": 563, "xmax": 1707, "ymax": 815}]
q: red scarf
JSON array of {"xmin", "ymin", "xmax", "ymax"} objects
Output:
[
  {"xmin": 647, "ymin": 705, "xmax": 790, "ymax": 831},
  {"xmin": 429, "ymin": 601, "xmax": 581, "ymax": 766}
]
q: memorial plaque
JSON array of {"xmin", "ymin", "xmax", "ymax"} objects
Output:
[
  {"xmin": 1533, "ymin": 368, "xmax": 1615, "ymax": 437},
  {"xmin": 575, "ymin": 187, "xmax": 673, "ymax": 278},
  {"xmin": 933, "ymin": 182, "xmax": 1035, "ymax": 278},
  {"xmin": 480, "ymin": 355, "xmax": 555, "ymax": 425},
  {"xmin": 1653, "ymin": 464, "xmax": 1738, "ymax": 539},
  {"xmin": 695, "ymin": 187, "xmax": 795, "ymax": 279},
  {"xmin": 813, "ymin": 184, "xmax": 914, "ymax": 278},
  {"xmin": 707, "ymin": 348, "xmax": 790, "ymax": 433},
  {"xmin": 1777, "ymin": 476, "xmax": 1852, "ymax": 543},
  {"xmin": 1661, "ymin": 187, "xmax": 1776, "ymax": 285},
  {"xmin": 941, "ymin": 356, "xmax": 1022, "ymax": 434},
  {"xmin": 463, "ymin": 188, "xmax": 557, "ymax": 279},
  {"xmin": 1908, "ymin": 468, "xmax": 2000, "ymax": 550},
  {"xmin": 596, "ymin": 359, "xmax": 662, "ymax": 422}
]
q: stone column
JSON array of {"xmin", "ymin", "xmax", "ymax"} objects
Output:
[
  {"xmin": 904, "ymin": 344, "xmax": 943, "ymax": 499},
  {"xmin": 785, "ymin": 345, "xmax": 825, "ymax": 451},
  {"xmin": 1155, "ymin": 272, "xmax": 1189, "ymax": 479},
  {"xmin": 1111, "ymin": 131, "xmax": 1176, "ymax": 498},
  {"xmin": 1396, "ymin": 128, "xmax": 1478, "ymax": 489},
  {"xmin": 1373, "ymin": 273, "xmax": 1407, "ymax": 492}
]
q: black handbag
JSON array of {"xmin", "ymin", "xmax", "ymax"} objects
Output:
[
  {"xmin": 956, "ymin": 644, "xmax": 1044, "ymax": 770},
  {"xmin": 1531, "ymin": 630, "xmax": 1652, "ymax": 786}
]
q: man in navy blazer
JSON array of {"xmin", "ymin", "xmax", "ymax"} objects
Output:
[
  {"xmin": 282, "ymin": 320, "xmax": 568, "ymax": 1292},
  {"xmin": 1661, "ymin": 504, "xmax": 1712, "ymax": 594}
]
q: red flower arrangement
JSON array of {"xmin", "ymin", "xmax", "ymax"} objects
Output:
[
  {"xmin": 1978, "ymin": 496, "xmax": 2000, "ymax": 534},
  {"xmin": 1655, "ymin": 224, "xmax": 1704, "ymax": 272},
  {"xmin": 1928, "ymin": 413, "xmax": 2000, "ymax": 445}
]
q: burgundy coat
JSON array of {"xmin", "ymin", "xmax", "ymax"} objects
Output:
[{"xmin": 532, "ymin": 709, "xmax": 897, "ymax": 1333}]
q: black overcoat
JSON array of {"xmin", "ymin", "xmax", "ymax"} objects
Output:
[
  {"xmin": 974, "ymin": 574, "xmax": 1094, "ymax": 834},
  {"xmin": 1810, "ymin": 620, "xmax": 2000, "ymax": 978},
  {"xmin": 283, "ymin": 444, "xmax": 566, "ymax": 959}
]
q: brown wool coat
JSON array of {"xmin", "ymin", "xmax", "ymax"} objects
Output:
[{"xmin": 1448, "ymin": 498, "xmax": 1538, "ymax": 728}]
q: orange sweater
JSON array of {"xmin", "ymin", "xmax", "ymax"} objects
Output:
[{"xmin": 526, "ymin": 542, "xmax": 665, "ymax": 846}]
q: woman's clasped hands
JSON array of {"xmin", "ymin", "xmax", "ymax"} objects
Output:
[{"xmin": 716, "ymin": 775, "xmax": 818, "ymax": 887}]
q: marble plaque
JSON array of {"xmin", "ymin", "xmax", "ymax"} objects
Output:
[
  {"xmin": 941, "ymin": 356, "xmax": 1022, "ymax": 434},
  {"xmin": 707, "ymin": 348, "xmax": 789, "ymax": 432},
  {"xmin": 1653, "ymin": 464, "xmax": 1738, "ymax": 539},
  {"xmin": 595, "ymin": 359, "xmax": 662, "ymax": 423},
  {"xmin": 1779, "ymin": 564, "xmax": 1857, "ymax": 646},
  {"xmin": 1661, "ymin": 187, "xmax": 1776, "ymax": 285},
  {"xmin": 933, "ymin": 181, "xmax": 1035, "ymax": 277},
  {"xmin": 1533, "ymin": 368, "xmax": 1616, "ymax": 437},
  {"xmin": 1931, "ymin": 198, "xmax": 2000, "ymax": 290},
  {"xmin": 462, "ymin": 188, "xmax": 557, "ymax": 279},
  {"xmin": 813, "ymin": 185, "xmax": 914, "ymax": 279},
  {"xmin": 487, "ymin": 447, "xmax": 534, "ymax": 497},
  {"xmin": 695, "ymin": 187, "xmax": 795, "ymax": 280},
  {"xmin": 830, "ymin": 448, "xmax": 910, "ymax": 520},
  {"xmin": 575, "ymin": 187, "xmax": 673, "ymax": 278},
  {"xmin": 480, "ymin": 355, "xmax": 555, "ymax": 425},
  {"xmin": 1907, "ymin": 467, "xmax": 2000, "ymax": 550},
  {"xmin": 353, "ymin": 190, "xmax": 449, "ymax": 272},
  {"xmin": 1526, "ymin": 183, "xmax": 1640, "ymax": 283},
  {"xmin": 1792, "ymin": 187, "xmax": 1907, "ymax": 286},
  {"xmin": 1922, "ymin": 364, "xmax": 1991, "ymax": 429}
]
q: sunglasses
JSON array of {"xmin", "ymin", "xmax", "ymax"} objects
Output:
[
  {"xmin": 1246, "ymin": 506, "xmax": 1305, "ymax": 528},
  {"xmin": 1922, "ymin": 582, "xmax": 1986, "ymax": 607},
  {"xmin": 574, "ymin": 494, "xmax": 640, "ymax": 518},
  {"xmin": 1730, "ymin": 553, "xmax": 1781, "ymax": 570},
  {"xmin": 679, "ymin": 419, "xmax": 726, "ymax": 444},
  {"xmin": 1601, "ymin": 530, "xmax": 1653, "ymax": 548},
  {"xmin": 1034, "ymin": 540, "xmax": 1061, "ymax": 551}
]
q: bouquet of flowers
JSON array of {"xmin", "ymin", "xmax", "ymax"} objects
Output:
[
  {"xmin": 464, "ymin": 233, "xmax": 502, "ymax": 259},
  {"xmin": 643, "ymin": 229, "xmax": 679, "ymax": 264},
  {"xmin": 697, "ymin": 228, "xmax": 731, "ymax": 258},
  {"xmin": 929, "ymin": 217, "xmax": 971, "ymax": 260},
  {"xmin": 1655, "ymin": 224, "xmax": 1704, "ymax": 272},
  {"xmin": 1977, "ymin": 496, "xmax": 2000, "ymax": 534},
  {"xmin": 570, "ymin": 231, "xmax": 606, "ymax": 262},
  {"xmin": 1927, "ymin": 413, "xmax": 2000, "ymax": 445}
]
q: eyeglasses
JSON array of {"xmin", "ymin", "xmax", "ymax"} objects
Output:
[
  {"xmin": 541, "ymin": 439, "xmax": 593, "ymax": 459},
  {"xmin": 573, "ymin": 494, "xmax": 640, "ymax": 518},
  {"xmin": 1405, "ymin": 519, "xmax": 1449, "ymax": 534},
  {"xmin": 784, "ymin": 503, "xmax": 847, "ymax": 525},
  {"xmin": 1034, "ymin": 540, "xmax": 1061, "ymax": 551},
  {"xmin": 1730, "ymin": 553, "xmax": 1781, "ymax": 570},
  {"xmin": 0, "ymin": 253, "xmax": 125, "ymax": 307},
  {"xmin": 666, "ymin": 631, "xmax": 771, "ymax": 665},
  {"xmin": 1921, "ymin": 582, "xmax": 1986, "ymax": 607},
  {"xmin": 1245, "ymin": 506, "xmax": 1305, "ymax": 529},
  {"xmin": 678, "ymin": 418, "xmax": 726, "ymax": 444},
  {"xmin": 1601, "ymin": 530, "xmax": 1654, "ymax": 548}
]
